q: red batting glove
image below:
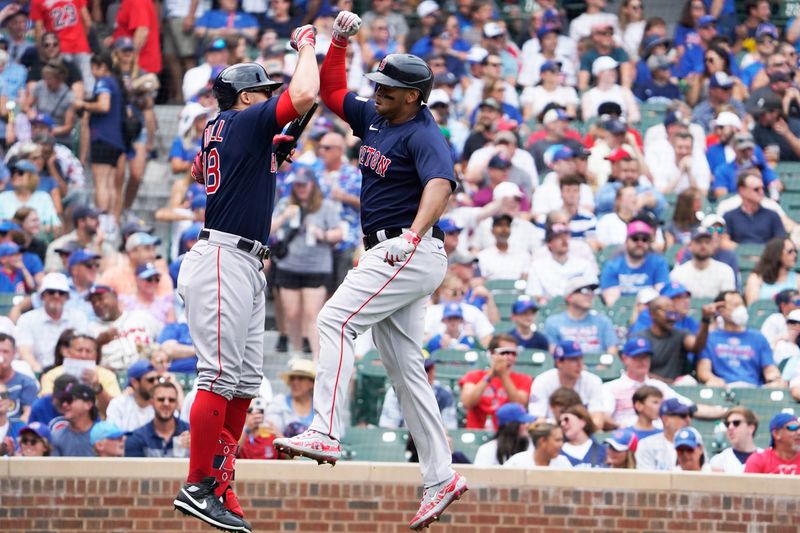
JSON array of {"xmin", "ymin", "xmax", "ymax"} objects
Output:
[
  {"xmin": 273, "ymin": 134, "xmax": 295, "ymax": 144},
  {"xmin": 191, "ymin": 151, "xmax": 204, "ymax": 185},
  {"xmin": 384, "ymin": 230, "xmax": 420, "ymax": 266},
  {"xmin": 290, "ymin": 25, "xmax": 317, "ymax": 52}
]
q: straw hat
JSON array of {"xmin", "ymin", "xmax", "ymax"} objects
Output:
[{"xmin": 281, "ymin": 359, "xmax": 317, "ymax": 384}]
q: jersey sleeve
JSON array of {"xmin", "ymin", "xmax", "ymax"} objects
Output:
[
  {"xmin": 407, "ymin": 119, "xmax": 457, "ymax": 188},
  {"xmin": 342, "ymin": 92, "xmax": 378, "ymax": 140}
]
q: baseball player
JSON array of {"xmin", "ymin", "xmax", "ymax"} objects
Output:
[
  {"xmin": 172, "ymin": 26, "xmax": 319, "ymax": 533},
  {"xmin": 273, "ymin": 11, "xmax": 468, "ymax": 531}
]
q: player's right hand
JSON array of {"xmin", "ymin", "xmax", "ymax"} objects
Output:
[
  {"xmin": 332, "ymin": 11, "xmax": 361, "ymax": 47},
  {"xmin": 290, "ymin": 24, "xmax": 317, "ymax": 52},
  {"xmin": 190, "ymin": 151, "xmax": 204, "ymax": 184}
]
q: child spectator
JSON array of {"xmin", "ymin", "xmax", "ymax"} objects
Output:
[
  {"xmin": 473, "ymin": 403, "xmax": 534, "ymax": 466},
  {"xmin": 506, "ymin": 296, "xmax": 549, "ymax": 351},
  {"xmin": 425, "ymin": 303, "xmax": 479, "ymax": 352},
  {"xmin": 604, "ymin": 427, "xmax": 638, "ymax": 469}
]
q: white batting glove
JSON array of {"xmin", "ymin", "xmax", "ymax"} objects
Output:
[
  {"xmin": 332, "ymin": 11, "xmax": 361, "ymax": 48},
  {"xmin": 384, "ymin": 230, "xmax": 420, "ymax": 266}
]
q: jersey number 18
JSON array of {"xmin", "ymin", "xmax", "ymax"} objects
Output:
[{"xmin": 204, "ymin": 148, "xmax": 221, "ymax": 194}]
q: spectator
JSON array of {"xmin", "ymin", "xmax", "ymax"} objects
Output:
[
  {"xmin": 160, "ymin": 0, "xmax": 203, "ymax": 102},
  {"xmin": 528, "ymin": 340, "xmax": 606, "ymax": 429},
  {"xmin": 663, "ymin": 187, "xmax": 703, "ymax": 248},
  {"xmin": 50, "ymin": 382, "xmax": 97, "ymax": 456},
  {"xmin": 0, "ymin": 381, "xmax": 25, "ymax": 448},
  {"xmin": 156, "ymin": 319, "xmax": 199, "ymax": 374},
  {"xmin": 380, "ymin": 357, "xmax": 457, "ymax": 431},
  {"xmin": 28, "ymin": 373, "xmax": 78, "ymax": 426},
  {"xmin": 0, "ymin": 159, "xmax": 60, "ymax": 232},
  {"xmin": 640, "ymin": 295, "xmax": 714, "ymax": 382},
  {"xmin": 90, "ymin": 420, "xmax": 125, "ymax": 457},
  {"xmin": 424, "ymin": 303, "xmax": 479, "ymax": 353},
  {"xmin": 750, "ymin": 94, "xmax": 800, "ymax": 162},
  {"xmin": 266, "ymin": 359, "xmax": 315, "ymax": 437},
  {"xmin": 744, "ymin": 413, "xmax": 800, "ymax": 474},
  {"xmin": 360, "ymin": 0, "xmax": 409, "ymax": 52},
  {"xmin": 527, "ymin": 107, "xmax": 585, "ymax": 174},
  {"xmin": 628, "ymin": 281, "xmax": 700, "ymax": 338},
  {"xmin": 22, "ymin": 32, "xmax": 83, "ymax": 96},
  {"xmin": 745, "ymin": 237, "xmax": 800, "ymax": 305},
  {"xmin": 460, "ymin": 334, "xmax": 532, "ymax": 430},
  {"xmin": 670, "ymin": 228, "xmax": 737, "ymax": 298},
  {"xmin": 44, "ymin": 205, "xmax": 105, "ymax": 272},
  {"xmin": 674, "ymin": 426, "xmax": 709, "ymax": 471},
  {"xmin": 476, "ymin": 214, "xmax": 530, "ymax": 282},
  {"xmin": 626, "ymin": 385, "xmax": 664, "ymax": 440},
  {"xmin": 649, "ymin": 131, "xmax": 709, "ymax": 196},
  {"xmin": 27, "ymin": 62, "xmax": 76, "ymax": 147},
  {"xmin": 527, "ymin": 223, "xmax": 596, "ymax": 302},
  {"xmin": 460, "ymin": 98, "xmax": 502, "ymax": 164},
  {"xmin": 581, "ymin": 57, "xmax": 639, "ymax": 122},
  {"xmin": 181, "ymin": 40, "xmax": 229, "ymax": 103},
  {"xmin": 473, "ymin": 402, "xmax": 534, "ymax": 466},
  {"xmin": 470, "ymin": 155, "xmax": 530, "ymax": 212},
  {"xmin": 604, "ymin": 427, "xmax": 638, "ymax": 469},
  {"xmin": 12, "ymin": 207, "xmax": 47, "ymax": 264},
  {"xmin": 520, "ymin": 58, "xmax": 579, "ymax": 119},
  {"xmin": 506, "ymin": 296, "xmax": 549, "ymax": 351},
  {"xmin": 39, "ymin": 333, "xmax": 120, "ymax": 418},
  {"xmin": 425, "ymin": 274, "xmax": 495, "ymax": 347},
  {"xmin": 692, "ymin": 72, "xmax": 745, "ymax": 133},
  {"xmin": 87, "ymin": 284, "xmax": 162, "ymax": 372},
  {"xmin": 105, "ymin": 360, "xmax": 158, "ymax": 432},
  {"xmin": 578, "ymin": 20, "xmax": 630, "ymax": 90},
  {"xmin": 748, "ymin": 60, "xmax": 800, "ymax": 117},
  {"xmin": 634, "ymin": 53, "xmax": 681, "ymax": 104},
  {"xmin": 712, "ymin": 132, "xmax": 778, "ymax": 198},
  {"xmin": 635, "ymin": 398, "xmax": 694, "ymax": 471},
  {"xmin": 740, "ymin": 22, "xmax": 779, "ymax": 88},
  {"xmin": 465, "ymin": 131, "xmax": 538, "ymax": 202},
  {"xmin": 362, "ymin": 16, "xmax": 400, "ymax": 72},
  {"xmin": 503, "ymin": 420, "xmax": 572, "ymax": 469},
  {"xmin": 676, "ymin": 214, "xmax": 740, "ymax": 278},
  {"xmin": 710, "ymin": 407, "xmax": 761, "ymax": 473},
  {"xmin": 0, "ymin": 333, "xmax": 37, "ymax": 421},
  {"xmin": 3, "ymin": 7, "xmax": 34, "ymax": 64},
  {"xmin": 238, "ymin": 396, "xmax": 279, "ymax": 460},
  {"xmin": 595, "ymin": 150, "xmax": 665, "ymax": 219},
  {"xmin": 125, "ymin": 381, "xmax": 189, "ymax": 457},
  {"xmin": 698, "ymin": 290, "xmax": 785, "ymax": 388},
  {"xmin": 0, "ymin": 241, "xmax": 30, "ymax": 295},
  {"xmin": 119, "ymin": 262, "xmax": 175, "ymax": 326},
  {"xmin": 17, "ymin": 421, "xmax": 52, "ymax": 456},
  {"xmin": 559, "ymin": 406, "xmax": 607, "ymax": 470},
  {"xmin": 62, "ymin": 249, "xmax": 100, "ymax": 318},
  {"xmin": 600, "ymin": 220, "xmax": 670, "ymax": 306},
  {"xmin": 544, "ymin": 273, "xmax": 618, "ymax": 356},
  {"xmin": 765, "ymin": 296, "xmax": 800, "ymax": 365},
  {"xmin": 112, "ymin": 0, "xmax": 162, "ymax": 74},
  {"xmin": 16, "ymin": 272, "xmax": 88, "ymax": 373},
  {"xmin": 470, "ymin": 183, "xmax": 543, "ymax": 256},
  {"xmin": 98, "ymin": 231, "xmax": 172, "ymax": 297}
]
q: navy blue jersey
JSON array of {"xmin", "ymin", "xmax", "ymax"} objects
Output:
[
  {"xmin": 342, "ymin": 93, "xmax": 456, "ymax": 235},
  {"xmin": 200, "ymin": 98, "xmax": 282, "ymax": 243}
]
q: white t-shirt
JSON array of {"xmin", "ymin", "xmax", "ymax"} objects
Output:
[
  {"xmin": 601, "ymin": 372, "xmax": 692, "ymax": 427},
  {"xmin": 645, "ymin": 138, "xmax": 711, "ymax": 193},
  {"xmin": 622, "ymin": 21, "xmax": 646, "ymax": 59},
  {"xmin": 473, "ymin": 439, "xmax": 501, "ymax": 466},
  {"xmin": 105, "ymin": 394, "xmax": 155, "ymax": 433},
  {"xmin": 424, "ymin": 303, "xmax": 494, "ymax": 340},
  {"xmin": 528, "ymin": 369, "xmax": 605, "ymax": 419},
  {"xmin": 466, "ymin": 147, "xmax": 539, "ymax": 196},
  {"xmin": 709, "ymin": 447, "xmax": 762, "ymax": 474},
  {"xmin": 470, "ymin": 217, "xmax": 544, "ymax": 256},
  {"xmin": 531, "ymin": 172, "xmax": 595, "ymax": 223},
  {"xmin": 520, "ymin": 84, "xmax": 579, "ymax": 118},
  {"xmin": 89, "ymin": 310, "xmax": 163, "ymax": 372},
  {"xmin": 478, "ymin": 247, "xmax": 531, "ymax": 282},
  {"xmin": 670, "ymin": 259, "xmax": 737, "ymax": 299},
  {"xmin": 503, "ymin": 449, "xmax": 573, "ymax": 469},
  {"xmin": 16, "ymin": 308, "xmax": 89, "ymax": 369},
  {"xmin": 525, "ymin": 254, "xmax": 598, "ymax": 300},
  {"xmin": 635, "ymin": 433, "xmax": 676, "ymax": 471}
]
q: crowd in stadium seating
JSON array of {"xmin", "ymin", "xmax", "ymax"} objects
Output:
[{"xmin": 0, "ymin": 0, "xmax": 800, "ymax": 475}]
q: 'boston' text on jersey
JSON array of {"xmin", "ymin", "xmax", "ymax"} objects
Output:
[{"xmin": 358, "ymin": 145, "xmax": 391, "ymax": 177}]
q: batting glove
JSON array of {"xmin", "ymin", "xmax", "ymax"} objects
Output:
[
  {"xmin": 332, "ymin": 11, "xmax": 361, "ymax": 48},
  {"xmin": 384, "ymin": 230, "xmax": 420, "ymax": 266},
  {"xmin": 190, "ymin": 151, "xmax": 204, "ymax": 185},
  {"xmin": 290, "ymin": 24, "xmax": 317, "ymax": 52}
]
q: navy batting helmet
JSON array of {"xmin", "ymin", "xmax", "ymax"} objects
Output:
[
  {"xmin": 213, "ymin": 63, "xmax": 283, "ymax": 111},
  {"xmin": 364, "ymin": 54, "xmax": 434, "ymax": 103}
]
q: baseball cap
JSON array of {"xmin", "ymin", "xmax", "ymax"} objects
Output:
[
  {"xmin": 90, "ymin": 421, "xmax": 125, "ymax": 445},
  {"xmin": 597, "ymin": 101, "xmax": 623, "ymax": 117},
  {"xmin": 417, "ymin": 0, "xmax": 439, "ymax": 18},
  {"xmin": 659, "ymin": 398, "xmax": 696, "ymax": 417},
  {"xmin": 622, "ymin": 337, "xmax": 653, "ymax": 357},
  {"xmin": 467, "ymin": 46, "xmax": 488, "ymax": 64},
  {"xmin": 125, "ymin": 232, "xmax": 161, "ymax": 252},
  {"xmin": 537, "ymin": 25, "xmax": 560, "ymax": 40},
  {"xmin": 438, "ymin": 218, "xmax": 461, "ymax": 234},
  {"xmin": 770, "ymin": 71, "xmax": 792, "ymax": 83},
  {"xmin": 31, "ymin": 113, "xmax": 55, "ymax": 128},
  {"xmin": 72, "ymin": 205, "xmax": 102, "ymax": 224},
  {"xmin": 479, "ymin": 98, "xmax": 501, "ymax": 111},
  {"xmin": 605, "ymin": 148, "xmax": 632, "ymax": 162},
  {"xmin": 605, "ymin": 427, "xmax": 638, "ymax": 452},
  {"xmin": 674, "ymin": 427, "xmax": 704, "ymax": 450},
  {"xmin": 121, "ymin": 220, "xmax": 154, "ymax": 238},
  {"xmin": 539, "ymin": 59, "xmax": 561, "ymax": 74},
  {"xmin": 128, "ymin": 359, "xmax": 156, "ymax": 381},
  {"xmin": 427, "ymin": 88, "xmax": 450, "ymax": 108},
  {"xmin": 543, "ymin": 144, "xmax": 574, "ymax": 167},
  {"xmin": 67, "ymin": 249, "xmax": 100, "ymax": 269},
  {"xmin": 663, "ymin": 110, "xmax": 690, "ymax": 128},
  {"xmin": 627, "ymin": 220, "xmax": 653, "ymax": 237},
  {"xmin": 0, "ymin": 242, "xmax": 21, "ymax": 258},
  {"xmin": 698, "ymin": 15, "xmax": 717, "ymax": 27},
  {"xmin": 770, "ymin": 412, "xmax": 799, "ymax": 446},
  {"xmin": 709, "ymin": 71, "xmax": 734, "ymax": 89},
  {"xmin": 287, "ymin": 166, "xmax": 317, "ymax": 185},
  {"xmin": 542, "ymin": 108, "xmax": 570, "ymax": 125},
  {"xmin": 602, "ymin": 118, "xmax": 627, "ymax": 135},
  {"xmin": 733, "ymin": 132, "xmax": 756, "ymax": 151},
  {"xmin": 492, "ymin": 181, "xmax": 523, "ymax": 201},
  {"xmin": 495, "ymin": 130, "xmax": 517, "ymax": 146},
  {"xmin": 700, "ymin": 214, "xmax": 726, "ymax": 229},
  {"xmin": 786, "ymin": 309, "xmax": 800, "ymax": 323},
  {"xmin": 565, "ymin": 273, "xmax": 599, "ymax": 295},
  {"xmin": 660, "ymin": 281, "xmax": 691, "ymax": 298},
  {"xmin": 423, "ymin": 357, "xmax": 437, "ymax": 371},
  {"xmin": 442, "ymin": 302, "xmax": 464, "ymax": 320},
  {"xmin": 592, "ymin": 56, "xmax": 618, "ymax": 76},
  {"xmin": 495, "ymin": 403, "xmax": 536, "ymax": 426},
  {"xmin": 433, "ymin": 72, "xmax": 458, "ymax": 87},
  {"xmin": 554, "ymin": 339, "xmax": 583, "ymax": 359},
  {"xmin": 488, "ymin": 153, "xmax": 512, "ymax": 170},
  {"xmin": 20, "ymin": 421, "xmax": 52, "ymax": 442},
  {"xmin": 207, "ymin": 38, "xmax": 227, "ymax": 52},
  {"xmin": 690, "ymin": 227, "xmax": 714, "ymax": 241},
  {"xmin": 86, "ymin": 284, "xmax": 115, "ymax": 299},
  {"xmin": 641, "ymin": 35, "xmax": 670, "ymax": 57},
  {"xmin": 748, "ymin": 94, "xmax": 782, "ymax": 116},
  {"xmin": 57, "ymin": 382, "xmax": 95, "ymax": 403},
  {"xmin": 180, "ymin": 222, "xmax": 203, "ymax": 247},
  {"xmin": 545, "ymin": 222, "xmax": 571, "ymax": 242},
  {"xmin": 647, "ymin": 54, "xmax": 672, "ymax": 72},
  {"xmin": 512, "ymin": 295, "xmax": 539, "ymax": 314},
  {"xmin": 0, "ymin": 220, "xmax": 20, "ymax": 233},
  {"xmin": 483, "ymin": 22, "xmax": 504, "ymax": 38},
  {"xmin": 713, "ymin": 111, "xmax": 742, "ymax": 129},
  {"xmin": 756, "ymin": 22, "xmax": 779, "ymax": 40},
  {"xmin": 114, "ymin": 36, "xmax": 134, "ymax": 50},
  {"xmin": 10, "ymin": 159, "xmax": 37, "ymax": 174},
  {"xmin": 135, "ymin": 262, "xmax": 160, "ymax": 280},
  {"xmin": 191, "ymin": 195, "xmax": 207, "ymax": 210}
]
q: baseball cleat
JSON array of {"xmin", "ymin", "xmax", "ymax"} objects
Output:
[
  {"xmin": 174, "ymin": 477, "xmax": 252, "ymax": 533},
  {"xmin": 408, "ymin": 472, "xmax": 468, "ymax": 531},
  {"xmin": 273, "ymin": 429, "xmax": 342, "ymax": 465}
]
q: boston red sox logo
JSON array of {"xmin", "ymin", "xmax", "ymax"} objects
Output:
[{"xmin": 378, "ymin": 58, "xmax": 388, "ymax": 72}]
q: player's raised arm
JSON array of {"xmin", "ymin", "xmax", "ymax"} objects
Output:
[
  {"xmin": 319, "ymin": 11, "xmax": 362, "ymax": 120},
  {"xmin": 281, "ymin": 25, "xmax": 320, "ymax": 120}
]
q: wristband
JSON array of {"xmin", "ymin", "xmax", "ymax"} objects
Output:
[{"xmin": 331, "ymin": 32, "xmax": 349, "ymax": 48}]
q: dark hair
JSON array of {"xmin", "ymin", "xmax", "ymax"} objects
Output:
[
  {"xmin": 90, "ymin": 52, "xmax": 113, "ymax": 71},
  {"xmin": 753, "ymin": 236, "xmax": 792, "ymax": 285},
  {"xmin": 678, "ymin": 0, "xmax": 703, "ymax": 28},
  {"xmin": 632, "ymin": 385, "xmax": 663, "ymax": 412},
  {"xmin": 714, "ymin": 290, "xmax": 741, "ymax": 303},
  {"xmin": 704, "ymin": 45, "xmax": 732, "ymax": 77},
  {"xmin": 487, "ymin": 333, "xmax": 518, "ymax": 352},
  {"xmin": 736, "ymin": 170, "xmax": 760, "ymax": 190},
  {"xmin": 52, "ymin": 329, "xmax": 75, "ymax": 368},
  {"xmin": 559, "ymin": 174, "xmax": 583, "ymax": 189},
  {"xmin": 671, "ymin": 187, "xmax": 701, "ymax": 231},
  {"xmin": 0, "ymin": 333, "xmax": 16, "ymax": 349},
  {"xmin": 493, "ymin": 421, "xmax": 529, "ymax": 465},
  {"xmin": 548, "ymin": 387, "xmax": 582, "ymax": 410}
]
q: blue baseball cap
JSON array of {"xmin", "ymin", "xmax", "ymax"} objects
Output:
[
  {"xmin": 0, "ymin": 220, "xmax": 21, "ymax": 233},
  {"xmin": 20, "ymin": 421, "xmax": 52, "ymax": 442},
  {"xmin": 537, "ymin": 25, "xmax": 559, "ymax": 40},
  {"xmin": 512, "ymin": 295, "xmax": 539, "ymax": 314},
  {"xmin": 207, "ymin": 37, "xmax": 227, "ymax": 52},
  {"xmin": 709, "ymin": 71, "xmax": 735, "ymax": 89},
  {"xmin": 125, "ymin": 232, "xmax": 161, "ymax": 252},
  {"xmin": 442, "ymin": 302, "xmax": 464, "ymax": 320},
  {"xmin": 605, "ymin": 427, "xmax": 638, "ymax": 452},
  {"xmin": 698, "ymin": 15, "xmax": 717, "ymax": 27},
  {"xmin": 660, "ymin": 398, "xmax": 696, "ymax": 417},
  {"xmin": 114, "ymin": 36, "xmax": 134, "ymax": 50},
  {"xmin": 660, "ymin": 282, "xmax": 691, "ymax": 299},
  {"xmin": 190, "ymin": 195, "xmax": 207, "ymax": 210},
  {"xmin": 539, "ymin": 59, "xmax": 561, "ymax": 73},
  {"xmin": 622, "ymin": 337, "xmax": 653, "ymax": 357},
  {"xmin": 756, "ymin": 22, "xmax": 779, "ymax": 40},
  {"xmin": 554, "ymin": 340, "xmax": 582, "ymax": 360},
  {"xmin": 67, "ymin": 248, "xmax": 100, "ymax": 269},
  {"xmin": 135, "ymin": 262, "xmax": 160, "ymax": 280},
  {"xmin": 180, "ymin": 222, "xmax": 203, "ymax": 246},
  {"xmin": 89, "ymin": 421, "xmax": 125, "ymax": 445},
  {"xmin": 769, "ymin": 412, "xmax": 798, "ymax": 446},
  {"xmin": 31, "ymin": 113, "xmax": 55, "ymax": 129},
  {"xmin": 495, "ymin": 402, "xmax": 536, "ymax": 426},
  {"xmin": 127, "ymin": 359, "xmax": 156, "ymax": 382},
  {"xmin": 439, "ymin": 218, "xmax": 461, "ymax": 234},
  {"xmin": 0, "ymin": 242, "xmax": 20, "ymax": 257},
  {"xmin": 10, "ymin": 159, "xmax": 38, "ymax": 174},
  {"xmin": 674, "ymin": 427, "xmax": 703, "ymax": 450}
]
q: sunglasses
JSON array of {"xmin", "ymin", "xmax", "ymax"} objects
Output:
[
  {"xmin": 785, "ymin": 424, "xmax": 800, "ymax": 431},
  {"xmin": 82, "ymin": 262, "xmax": 100, "ymax": 269},
  {"xmin": 154, "ymin": 396, "xmax": 177, "ymax": 404},
  {"xmin": 59, "ymin": 395, "xmax": 74, "ymax": 405},
  {"xmin": 706, "ymin": 226, "xmax": 724, "ymax": 234},
  {"xmin": 43, "ymin": 290, "xmax": 69, "ymax": 297},
  {"xmin": 494, "ymin": 349, "xmax": 518, "ymax": 356},
  {"xmin": 142, "ymin": 376, "xmax": 161, "ymax": 384},
  {"xmin": 43, "ymin": 42, "xmax": 59, "ymax": 48},
  {"xmin": 724, "ymin": 419, "xmax": 744, "ymax": 428},
  {"xmin": 144, "ymin": 276, "xmax": 161, "ymax": 283},
  {"xmin": 247, "ymin": 407, "xmax": 264, "ymax": 414},
  {"xmin": 750, "ymin": 186, "xmax": 764, "ymax": 192},
  {"xmin": 486, "ymin": 62, "xmax": 502, "ymax": 67},
  {"xmin": 629, "ymin": 235, "xmax": 652, "ymax": 243},
  {"xmin": 575, "ymin": 287, "xmax": 595, "ymax": 295},
  {"xmin": 20, "ymin": 437, "xmax": 40, "ymax": 445}
]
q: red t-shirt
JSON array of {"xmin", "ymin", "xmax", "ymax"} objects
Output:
[
  {"xmin": 112, "ymin": 0, "xmax": 162, "ymax": 74},
  {"xmin": 744, "ymin": 448, "xmax": 800, "ymax": 475},
  {"xmin": 29, "ymin": 0, "xmax": 90, "ymax": 54},
  {"xmin": 459, "ymin": 370, "xmax": 532, "ymax": 430}
]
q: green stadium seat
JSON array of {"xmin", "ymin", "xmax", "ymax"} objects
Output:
[
  {"xmin": 341, "ymin": 427, "xmax": 410, "ymax": 462},
  {"xmin": 607, "ymin": 295, "xmax": 638, "ymax": 328},
  {"xmin": 749, "ymin": 300, "xmax": 778, "ymax": 329},
  {"xmin": 0, "ymin": 293, "xmax": 15, "ymax": 316},
  {"xmin": 494, "ymin": 292, "xmax": 520, "ymax": 320},
  {"xmin": 486, "ymin": 279, "xmax": 527, "ymax": 293},
  {"xmin": 735, "ymin": 243, "xmax": 765, "ymax": 271},
  {"xmin": 672, "ymin": 384, "xmax": 733, "ymax": 407},
  {"xmin": 430, "ymin": 348, "xmax": 488, "ymax": 390},
  {"xmin": 514, "ymin": 349, "xmax": 554, "ymax": 377},
  {"xmin": 584, "ymin": 352, "xmax": 623, "ymax": 382},
  {"xmin": 353, "ymin": 350, "xmax": 389, "ymax": 426},
  {"xmin": 729, "ymin": 386, "xmax": 799, "ymax": 449},
  {"xmin": 537, "ymin": 296, "xmax": 565, "ymax": 327},
  {"xmin": 494, "ymin": 320, "xmax": 515, "ymax": 334},
  {"xmin": 449, "ymin": 429, "xmax": 493, "ymax": 463}
]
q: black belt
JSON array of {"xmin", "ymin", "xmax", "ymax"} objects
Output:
[
  {"xmin": 363, "ymin": 227, "xmax": 444, "ymax": 251},
  {"xmin": 199, "ymin": 229, "xmax": 271, "ymax": 260}
]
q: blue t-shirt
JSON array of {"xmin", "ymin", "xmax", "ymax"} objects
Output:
[
  {"xmin": 706, "ymin": 142, "xmax": 769, "ymax": 174},
  {"xmin": 28, "ymin": 395, "xmax": 60, "ymax": 426},
  {"xmin": 22, "ymin": 251, "xmax": 42, "ymax": 278},
  {"xmin": 89, "ymin": 76, "xmax": 125, "ymax": 151},
  {"xmin": 740, "ymin": 61, "xmax": 763, "ymax": 90},
  {"xmin": 201, "ymin": 98, "xmax": 282, "ymax": 243},
  {"xmin": 51, "ymin": 424, "xmax": 95, "ymax": 456},
  {"xmin": 425, "ymin": 332, "xmax": 479, "ymax": 352},
  {"xmin": 4, "ymin": 371, "xmax": 39, "ymax": 419},
  {"xmin": 633, "ymin": 78, "xmax": 682, "ymax": 103},
  {"xmin": 600, "ymin": 253, "xmax": 670, "ymax": 294},
  {"xmin": 157, "ymin": 321, "xmax": 197, "ymax": 373},
  {"xmin": 196, "ymin": 9, "xmax": 258, "ymax": 30},
  {"xmin": 0, "ymin": 268, "xmax": 25, "ymax": 294},
  {"xmin": 595, "ymin": 182, "xmax": 666, "ymax": 218},
  {"xmin": 342, "ymin": 93, "xmax": 456, "ymax": 235},
  {"xmin": 543, "ymin": 311, "xmax": 618, "ymax": 355},
  {"xmin": 507, "ymin": 328, "xmax": 550, "ymax": 351},
  {"xmin": 700, "ymin": 329, "xmax": 774, "ymax": 386},
  {"xmin": 168, "ymin": 137, "xmax": 201, "ymax": 162},
  {"xmin": 712, "ymin": 158, "xmax": 778, "ymax": 194}
]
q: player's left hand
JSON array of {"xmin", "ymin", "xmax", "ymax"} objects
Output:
[
  {"xmin": 384, "ymin": 230, "xmax": 420, "ymax": 266},
  {"xmin": 290, "ymin": 24, "xmax": 317, "ymax": 52},
  {"xmin": 190, "ymin": 151, "xmax": 204, "ymax": 184}
]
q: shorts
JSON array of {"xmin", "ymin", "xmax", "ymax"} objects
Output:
[
  {"xmin": 163, "ymin": 17, "xmax": 198, "ymax": 58},
  {"xmin": 90, "ymin": 140, "xmax": 124, "ymax": 166},
  {"xmin": 274, "ymin": 267, "xmax": 331, "ymax": 290}
]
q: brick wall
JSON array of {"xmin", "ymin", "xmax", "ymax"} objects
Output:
[{"xmin": 2, "ymin": 458, "xmax": 800, "ymax": 532}]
